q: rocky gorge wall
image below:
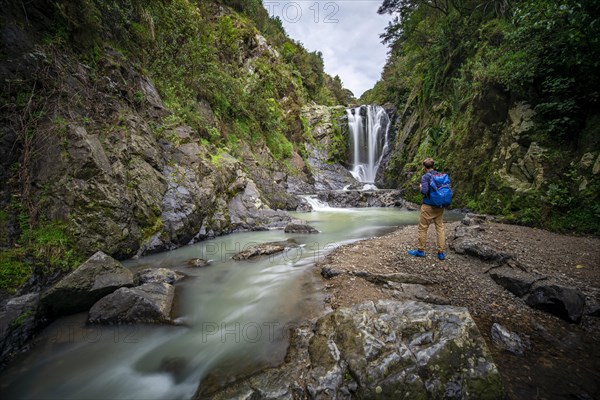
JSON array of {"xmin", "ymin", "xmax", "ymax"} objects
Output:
[
  {"xmin": 377, "ymin": 89, "xmax": 600, "ymax": 233},
  {"xmin": 0, "ymin": 45, "xmax": 302, "ymax": 261},
  {"xmin": 359, "ymin": 0, "xmax": 600, "ymax": 234},
  {"xmin": 0, "ymin": 0, "xmax": 360, "ymax": 280}
]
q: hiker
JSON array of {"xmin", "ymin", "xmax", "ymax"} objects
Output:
[{"xmin": 408, "ymin": 158, "xmax": 446, "ymax": 260}]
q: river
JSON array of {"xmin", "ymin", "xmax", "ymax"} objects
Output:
[{"xmin": 0, "ymin": 207, "xmax": 460, "ymax": 399}]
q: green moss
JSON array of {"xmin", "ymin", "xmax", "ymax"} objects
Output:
[
  {"xmin": 0, "ymin": 214, "xmax": 83, "ymax": 293},
  {"xmin": 10, "ymin": 310, "xmax": 34, "ymax": 329},
  {"xmin": 210, "ymin": 148, "xmax": 231, "ymax": 167},
  {"xmin": 28, "ymin": 222, "xmax": 83, "ymax": 272},
  {"xmin": 142, "ymin": 217, "xmax": 164, "ymax": 240},
  {"xmin": 0, "ymin": 249, "xmax": 31, "ymax": 293}
]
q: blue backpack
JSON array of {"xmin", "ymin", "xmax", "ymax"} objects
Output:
[{"xmin": 428, "ymin": 173, "xmax": 452, "ymax": 208}]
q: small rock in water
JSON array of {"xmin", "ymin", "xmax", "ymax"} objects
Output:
[
  {"xmin": 135, "ymin": 268, "xmax": 183, "ymax": 285},
  {"xmin": 232, "ymin": 239, "xmax": 299, "ymax": 260},
  {"xmin": 490, "ymin": 323, "xmax": 530, "ymax": 355},
  {"xmin": 158, "ymin": 357, "xmax": 189, "ymax": 383},
  {"xmin": 186, "ymin": 258, "xmax": 210, "ymax": 268},
  {"xmin": 284, "ymin": 223, "xmax": 319, "ymax": 234}
]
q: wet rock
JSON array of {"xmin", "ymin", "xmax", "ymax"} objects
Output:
[
  {"xmin": 136, "ymin": 233, "xmax": 171, "ymax": 258},
  {"xmin": 0, "ymin": 293, "xmax": 44, "ymax": 366},
  {"xmin": 284, "ymin": 223, "xmax": 319, "ymax": 234},
  {"xmin": 317, "ymin": 189, "xmax": 404, "ymax": 208},
  {"xmin": 489, "ymin": 267, "xmax": 539, "ymax": 297},
  {"xmin": 320, "ymin": 267, "xmax": 342, "ymax": 279},
  {"xmin": 41, "ymin": 251, "xmax": 134, "ymax": 317},
  {"xmin": 285, "ymin": 175, "xmax": 315, "ymax": 196},
  {"xmin": 294, "ymin": 197, "xmax": 313, "ymax": 212},
  {"xmin": 135, "ymin": 268, "xmax": 183, "ymax": 285},
  {"xmin": 227, "ymin": 179, "xmax": 292, "ymax": 231},
  {"xmin": 161, "ymin": 163, "xmax": 207, "ymax": 245},
  {"xmin": 232, "ymin": 239, "xmax": 299, "ymax": 260},
  {"xmin": 196, "ymin": 301, "xmax": 505, "ymax": 399},
  {"xmin": 186, "ymin": 258, "xmax": 211, "ymax": 268},
  {"xmin": 525, "ymin": 282, "xmax": 586, "ymax": 323},
  {"xmin": 490, "ymin": 323, "xmax": 530, "ymax": 355},
  {"xmin": 88, "ymin": 282, "xmax": 174, "ymax": 325},
  {"xmin": 304, "ymin": 143, "xmax": 357, "ymax": 192}
]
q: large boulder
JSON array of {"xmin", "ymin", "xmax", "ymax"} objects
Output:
[
  {"xmin": 41, "ymin": 251, "xmax": 134, "ymax": 316},
  {"xmin": 227, "ymin": 180, "xmax": 292, "ymax": 232},
  {"xmin": 88, "ymin": 282, "xmax": 174, "ymax": 325},
  {"xmin": 196, "ymin": 300, "xmax": 505, "ymax": 399},
  {"xmin": 0, "ymin": 293, "xmax": 43, "ymax": 367},
  {"xmin": 525, "ymin": 282, "xmax": 586, "ymax": 323}
]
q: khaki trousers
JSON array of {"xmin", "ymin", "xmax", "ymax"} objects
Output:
[{"xmin": 417, "ymin": 204, "xmax": 445, "ymax": 253}]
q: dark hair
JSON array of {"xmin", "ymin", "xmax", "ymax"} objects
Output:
[{"xmin": 423, "ymin": 158, "xmax": 434, "ymax": 169}]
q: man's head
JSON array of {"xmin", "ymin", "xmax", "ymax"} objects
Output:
[{"xmin": 423, "ymin": 158, "xmax": 435, "ymax": 170}]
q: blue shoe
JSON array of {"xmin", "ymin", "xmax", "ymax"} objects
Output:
[
  {"xmin": 438, "ymin": 252, "xmax": 446, "ymax": 261},
  {"xmin": 408, "ymin": 249, "xmax": 425, "ymax": 257}
]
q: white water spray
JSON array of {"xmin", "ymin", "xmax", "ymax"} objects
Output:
[
  {"xmin": 301, "ymin": 195, "xmax": 331, "ymax": 211},
  {"xmin": 346, "ymin": 105, "xmax": 390, "ymax": 187}
]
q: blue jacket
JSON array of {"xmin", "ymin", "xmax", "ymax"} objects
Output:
[{"xmin": 420, "ymin": 170, "xmax": 437, "ymax": 206}]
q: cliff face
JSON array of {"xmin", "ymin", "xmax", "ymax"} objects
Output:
[
  {"xmin": 364, "ymin": 0, "xmax": 600, "ymax": 234},
  {"xmin": 379, "ymin": 83, "xmax": 599, "ymax": 234},
  {"xmin": 0, "ymin": 0, "xmax": 353, "ymax": 290}
]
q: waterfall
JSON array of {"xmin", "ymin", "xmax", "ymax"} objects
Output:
[
  {"xmin": 346, "ymin": 105, "xmax": 390, "ymax": 189},
  {"xmin": 301, "ymin": 195, "xmax": 331, "ymax": 211}
]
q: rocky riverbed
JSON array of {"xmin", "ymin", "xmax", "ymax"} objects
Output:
[{"xmin": 316, "ymin": 216, "xmax": 600, "ymax": 400}]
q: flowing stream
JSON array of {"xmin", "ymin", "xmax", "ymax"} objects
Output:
[
  {"xmin": 346, "ymin": 105, "xmax": 390, "ymax": 189},
  {"xmin": 0, "ymin": 207, "xmax": 446, "ymax": 400}
]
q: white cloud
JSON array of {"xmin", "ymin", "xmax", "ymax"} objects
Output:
[{"xmin": 263, "ymin": 1, "xmax": 392, "ymax": 98}]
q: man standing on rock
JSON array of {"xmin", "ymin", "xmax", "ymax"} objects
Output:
[{"xmin": 408, "ymin": 158, "xmax": 446, "ymax": 260}]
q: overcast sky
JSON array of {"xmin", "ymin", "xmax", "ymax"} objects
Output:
[{"xmin": 262, "ymin": 1, "xmax": 393, "ymax": 98}]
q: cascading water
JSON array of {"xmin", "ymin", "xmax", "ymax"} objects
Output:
[
  {"xmin": 300, "ymin": 195, "xmax": 331, "ymax": 211},
  {"xmin": 346, "ymin": 105, "xmax": 390, "ymax": 189}
]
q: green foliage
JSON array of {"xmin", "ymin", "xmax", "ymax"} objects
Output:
[
  {"xmin": 2, "ymin": 0, "xmax": 359, "ymax": 289},
  {"xmin": 1, "ymin": 203, "xmax": 82, "ymax": 292},
  {"xmin": 54, "ymin": 0, "xmax": 102, "ymax": 52},
  {"xmin": 25, "ymin": 222, "xmax": 82, "ymax": 272},
  {"xmin": 374, "ymin": 0, "xmax": 600, "ymax": 233},
  {"xmin": 328, "ymin": 126, "xmax": 348, "ymax": 164},
  {"xmin": 0, "ymin": 249, "xmax": 31, "ymax": 293}
]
